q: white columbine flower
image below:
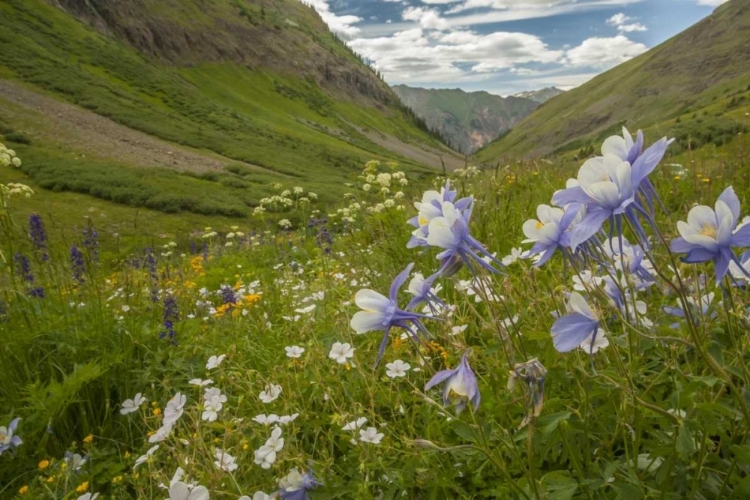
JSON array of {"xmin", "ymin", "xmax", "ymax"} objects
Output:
[
  {"xmin": 285, "ymin": 346, "xmax": 305, "ymax": 358},
  {"xmin": 214, "ymin": 448, "xmax": 239, "ymax": 472},
  {"xmin": 163, "ymin": 393, "xmax": 186, "ymax": 425},
  {"xmin": 359, "ymin": 427, "xmax": 384, "ymax": 444},
  {"xmin": 259, "ymin": 384, "xmax": 282, "ymax": 403},
  {"xmin": 385, "ymin": 360, "xmax": 410, "ymax": 378},
  {"xmin": 254, "ymin": 427, "xmax": 284, "ymax": 469},
  {"xmin": 328, "ymin": 342, "xmax": 355, "ymax": 364},
  {"xmin": 206, "ymin": 354, "xmax": 226, "ymax": 370},
  {"xmin": 120, "ymin": 393, "xmax": 147, "ymax": 415}
]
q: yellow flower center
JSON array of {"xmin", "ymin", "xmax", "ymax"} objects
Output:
[
  {"xmin": 700, "ymin": 223, "xmax": 717, "ymax": 239},
  {"xmin": 535, "ymin": 221, "xmax": 545, "ymax": 230},
  {"xmin": 418, "ymin": 216, "xmax": 428, "ymax": 226}
]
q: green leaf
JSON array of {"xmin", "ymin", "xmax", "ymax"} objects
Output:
[
  {"xmin": 538, "ymin": 411, "xmax": 572, "ymax": 438},
  {"xmin": 676, "ymin": 422, "xmax": 696, "ymax": 460},
  {"xmin": 541, "ymin": 471, "xmax": 578, "ymax": 500},
  {"xmin": 452, "ymin": 420, "xmax": 476, "ymax": 442},
  {"xmin": 612, "ymin": 483, "xmax": 644, "ymax": 500}
]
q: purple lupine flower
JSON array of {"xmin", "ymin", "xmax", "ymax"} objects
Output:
[
  {"xmin": 144, "ymin": 250, "xmax": 159, "ymax": 302},
  {"xmin": 278, "ymin": 468, "xmax": 320, "ymax": 500},
  {"xmin": 423, "ymin": 199, "xmax": 504, "ymax": 276},
  {"xmin": 70, "ymin": 246, "xmax": 86, "ymax": 284},
  {"xmin": 202, "ymin": 241, "xmax": 209, "ymax": 262},
  {"xmin": 28, "ymin": 214, "xmax": 49, "ymax": 261},
  {"xmin": 551, "ymin": 132, "xmax": 670, "ymax": 250},
  {"xmin": 0, "ymin": 418, "xmax": 22, "ymax": 455},
  {"xmin": 83, "ymin": 225, "xmax": 100, "ymax": 262},
  {"xmin": 14, "ymin": 252, "xmax": 33, "ymax": 283},
  {"xmin": 29, "ymin": 287, "xmax": 46, "ymax": 298},
  {"xmin": 220, "ymin": 285, "xmax": 236, "ymax": 305},
  {"xmin": 551, "ymin": 292, "xmax": 600, "ymax": 353},
  {"xmin": 350, "ymin": 263, "xmax": 436, "ymax": 363},
  {"xmin": 522, "ymin": 204, "xmax": 584, "ymax": 266},
  {"xmin": 670, "ymin": 186, "xmax": 750, "ymax": 283},
  {"xmin": 160, "ymin": 295, "xmax": 179, "ymax": 344},
  {"xmin": 425, "ymin": 351, "xmax": 480, "ymax": 413}
]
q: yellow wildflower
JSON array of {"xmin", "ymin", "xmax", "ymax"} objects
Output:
[
  {"xmin": 83, "ymin": 434, "xmax": 94, "ymax": 444},
  {"xmin": 19, "ymin": 486, "xmax": 29, "ymax": 495},
  {"xmin": 76, "ymin": 482, "xmax": 89, "ymax": 493},
  {"xmin": 38, "ymin": 459, "xmax": 50, "ymax": 469}
]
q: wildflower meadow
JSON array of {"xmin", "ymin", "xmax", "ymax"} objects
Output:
[{"xmin": 2, "ymin": 132, "xmax": 750, "ymax": 500}]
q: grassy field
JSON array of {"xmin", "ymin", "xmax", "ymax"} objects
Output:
[
  {"xmin": 2, "ymin": 128, "xmax": 750, "ymax": 498},
  {"xmin": 0, "ymin": 0, "xmax": 452, "ymax": 219}
]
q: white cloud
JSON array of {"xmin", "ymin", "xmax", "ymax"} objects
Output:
[
  {"xmin": 563, "ymin": 35, "xmax": 647, "ymax": 68},
  {"xmin": 348, "ymin": 28, "xmax": 563, "ymax": 84},
  {"xmin": 697, "ymin": 0, "xmax": 728, "ymax": 6},
  {"xmin": 402, "ymin": 6, "xmax": 451, "ymax": 30},
  {"xmin": 304, "ymin": 0, "xmax": 362, "ymax": 38},
  {"xmin": 421, "ymin": 0, "xmax": 462, "ymax": 3},
  {"xmin": 606, "ymin": 12, "xmax": 647, "ymax": 32}
]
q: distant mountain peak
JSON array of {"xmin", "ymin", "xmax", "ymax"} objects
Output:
[
  {"xmin": 512, "ymin": 87, "xmax": 565, "ymax": 104},
  {"xmin": 392, "ymin": 85, "xmax": 539, "ymax": 154}
]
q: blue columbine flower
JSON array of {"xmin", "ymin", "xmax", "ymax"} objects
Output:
[
  {"xmin": 0, "ymin": 418, "xmax": 22, "ymax": 455},
  {"xmin": 29, "ymin": 214, "xmax": 49, "ymax": 261},
  {"xmin": 278, "ymin": 468, "xmax": 320, "ymax": 500},
  {"xmin": 522, "ymin": 203, "xmax": 584, "ymax": 266},
  {"xmin": 425, "ymin": 351, "xmax": 480, "ymax": 413},
  {"xmin": 350, "ymin": 263, "xmax": 436, "ymax": 362},
  {"xmin": 551, "ymin": 292, "xmax": 600, "ymax": 353},
  {"xmin": 670, "ymin": 186, "xmax": 750, "ymax": 283},
  {"xmin": 601, "ymin": 237, "xmax": 655, "ymax": 288},
  {"xmin": 424, "ymin": 199, "xmax": 503, "ymax": 275},
  {"xmin": 407, "ymin": 180, "xmax": 467, "ymax": 248},
  {"xmin": 551, "ymin": 132, "xmax": 670, "ymax": 250},
  {"xmin": 406, "ymin": 270, "xmax": 444, "ymax": 311}
]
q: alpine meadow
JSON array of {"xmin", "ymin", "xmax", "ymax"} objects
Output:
[{"xmin": 2, "ymin": 0, "xmax": 750, "ymax": 500}]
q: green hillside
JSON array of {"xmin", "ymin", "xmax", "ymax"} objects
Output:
[
  {"xmin": 474, "ymin": 0, "xmax": 750, "ymax": 162},
  {"xmin": 512, "ymin": 87, "xmax": 564, "ymax": 104},
  {"xmin": 0, "ymin": 0, "xmax": 459, "ymax": 220},
  {"xmin": 392, "ymin": 85, "xmax": 539, "ymax": 154}
]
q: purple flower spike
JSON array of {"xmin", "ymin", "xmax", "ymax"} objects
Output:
[
  {"xmin": 551, "ymin": 292, "xmax": 600, "ymax": 353},
  {"xmin": 351, "ymin": 263, "xmax": 437, "ymax": 364},
  {"xmin": 425, "ymin": 351, "xmax": 480, "ymax": 413},
  {"xmin": 670, "ymin": 186, "xmax": 750, "ymax": 283}
]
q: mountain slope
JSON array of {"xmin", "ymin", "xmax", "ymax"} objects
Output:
[
  {"xmin": 512, "ymin": 87, "xmax": 564, "ymax": 104},
  {"xmin": 392, "ymin": 85, "xmax": 539, "ymax": 154},
  {"xmin": 0, "ymin": 0, "xmax": 461, "ymax": 218},
  {"xmin": 474, "ymin": 0, "xmax": 750, "ymax": 162}
]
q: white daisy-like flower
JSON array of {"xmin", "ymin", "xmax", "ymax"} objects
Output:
[
  {"xmin": 253, "ymin": 414, "xmax": 280, "ymax": 425},
  {"xmin": 328, "ymin": 342, "xmax": 355, "ymax": 364},
  {"xmin": 342, "ymin": 417, "xmax": 367, "ymax": 431},
  {"xmin": 167, "ymin": 482, "xmax": 209, "ymax": 500},
  {"xmin": 254, "ymin": 427, "xmax": 284, "ymax": 469},
  {"xmin": 77, "ymin": 493, "xmax": 99, "ymax": 500},
  {"xmin": 259, "ymin": 384, "xmax": 282, "ymax": 403},
  {"xmin": 120, "ymin": 393, "xmax": 147, "ymax": 415},
  {"xmin": 206, "ymin": 354, "xmax": 226, "ymax": 370},
  {"xmin": 278, "ymin": 413, "xmax": 299, "ymax": 425},
  {"xmin": 359, "ymin": 427, "xmax": 384, "ymax": 444},
  {"xmin": 450, "ymin": 325, "xmax": 468, "ymax": 336},
  {"xmin": 133, "ymin": 445, "xmax": 159, "ymax": 468},
  {"xmin": 214, "ymin": 448, "xmax": 239, "ymax": 472},
  {"xmin": 385, "ymin": 360, "xmax": 410, "ymax": 378},
  {"xmin": 148, "ymin": 423, "xmax": 173, "ymax": 443},
  {"xmin": 188, "ymin": 379, "xmax": 213, "ymax": 387},
  {"xmin": 163, "ymin": 392, "xmax": 186, "ymax": 425},
  {"xmin": 285, "ymin": 346, "xmax": 305, "ymax": 358}
]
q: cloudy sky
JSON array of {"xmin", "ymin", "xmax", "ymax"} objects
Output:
[{"xmin": 305, "ymin": 0, "xmax": 729, "ymax": 95}]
